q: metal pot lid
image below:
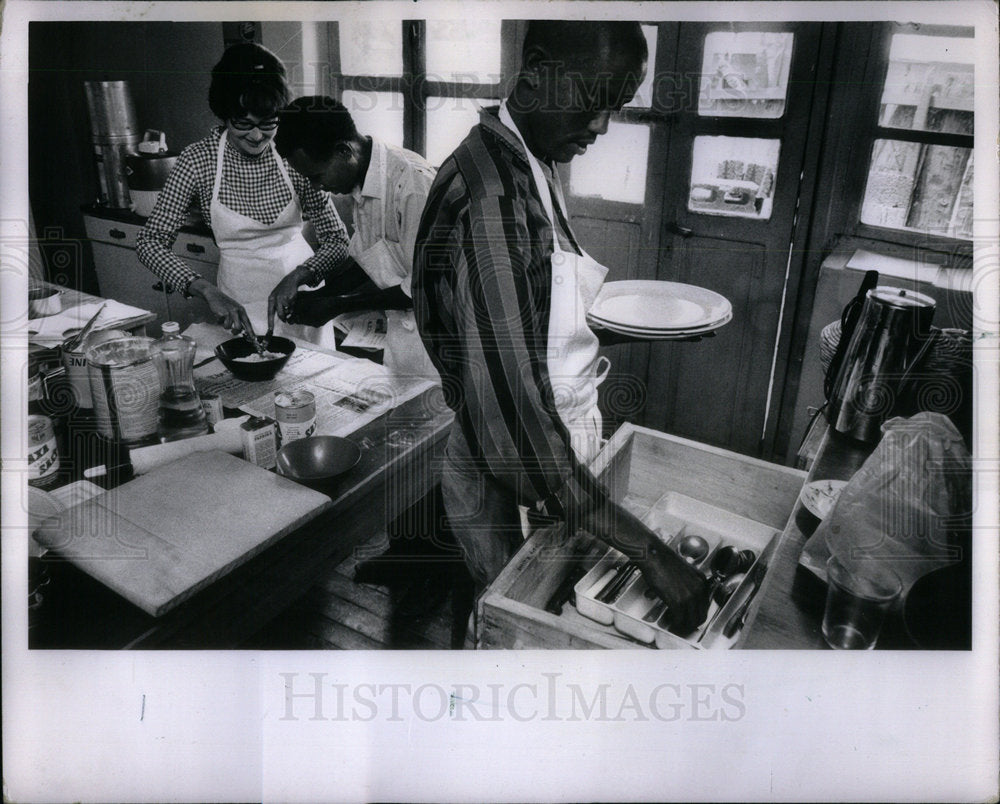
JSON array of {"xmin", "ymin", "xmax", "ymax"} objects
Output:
[{"xmin": 867, "ymin": 286, "xmax": 936, "ymax": 309}]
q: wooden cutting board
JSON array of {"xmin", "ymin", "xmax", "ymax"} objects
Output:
[{"xmin": 35, "ymin": 450, "xmax": 332, "ymax": 617}]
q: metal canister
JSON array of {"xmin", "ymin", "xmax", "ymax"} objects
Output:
[
  {"xmin": 87, "ymin": 336, "xmax": 161, "ymax": 447},
  {"xmin": 61, "ymin": 328, "xmax": 129, "ymax": 411},
  {"xmin": 28, "ymin": 360, "xmax": 44, "ymax": 410},
  {"xmin": 274, "ymin": 389, "xmax": 316, "ymax": 446},
  {"xmin": 827, "ymin": 287, "xmax": 936, "ymax": 442},
  {"xmin": 84, "ymin": 81, "xmax": 140, "ymax": 208},
  {"xmin": 83, "ymin": 80, "xmax": 139, "ymax": 139},
  {"xmin": 28, "ymin": 415, "xmax": 60, "ymax": 489}
]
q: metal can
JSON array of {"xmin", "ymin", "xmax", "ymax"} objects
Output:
[
  {"xmin": 28, "ymin": 362, "xmax": 44, "ymax": 409},
  {"xmin": 61, "ymin": 328, "xmax": 129, "ymax": 411},
  {"xmin": 28, "ymin": 414, "xmax": 60, "ymax": 489},
  {"xmin": 87, "ymin": 336, "xmax": 160, "ymax": 447},
  {"xmin": 274, "ymin": 389, "xmax": 316, "ymax": 447}
]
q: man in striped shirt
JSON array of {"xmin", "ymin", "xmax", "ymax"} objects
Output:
[{"xmin": 413, "ymin": 21, "xmax": 709, "ymax": 634}]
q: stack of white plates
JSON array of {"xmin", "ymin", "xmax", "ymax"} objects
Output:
[{"xmin": 586, "ymin": 280, "xmax": 733, "ymax": 340}]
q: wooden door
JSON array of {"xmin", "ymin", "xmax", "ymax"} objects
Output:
[
  {"xmin": 562, "ymin": 21, "xmax": 824, "ymax": 457},
  {"xmin": 647, "ymin": 22, "xmax": 822, "ymax": 456}
]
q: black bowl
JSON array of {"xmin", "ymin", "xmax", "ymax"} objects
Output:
[
  {"xmin": 276, "ymin": 436, "xmax": 362, "ymax": 491},
  {"xmin": 215, "ymin": 335, "xmax": 295, "ymax": 381}
]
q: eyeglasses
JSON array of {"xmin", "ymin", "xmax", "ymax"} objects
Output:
[{"xmin": 229, "ymin": 117, "xmax": 279, "ymax": 132}]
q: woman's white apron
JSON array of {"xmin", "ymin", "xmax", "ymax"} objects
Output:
[{"xmin": 211, "ymin": 131, "xmax": 335, "ymax": 348}]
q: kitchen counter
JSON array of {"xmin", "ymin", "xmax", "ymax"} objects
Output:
[
  {"xmin": 740, "ymin": 417, "xmax": 878, "ymax": 648},
  {"xmin": 28, "ymin": 281, "xmax": 156, "ymax": 352},
  {"xmin": 29, "ymin": 388, "xmax": 453, "ymax": 649}
]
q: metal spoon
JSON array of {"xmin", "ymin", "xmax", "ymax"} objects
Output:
[
  {"xmin": 712, "ymin": 571, "xmax": 747, "ymax": 606},
  {"xmin": 243, "ymin": 324, "xmax": 267, "ymax": 358},
  {"xmin": 676, "ymin": 532, "xmax": 710, "ymax": 564}
]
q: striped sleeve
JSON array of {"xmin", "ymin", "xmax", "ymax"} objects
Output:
[{"xmin": 422, "ymin": 167, "xmax": 605, "ymax": 518}]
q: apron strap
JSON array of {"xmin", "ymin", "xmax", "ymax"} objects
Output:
[
  {"xmin": 270, "ymin": 140, "xmax": 299, "ymax": 199},
  {"xmin": 498, "ymin": 102, "xmax": 583, "ymax": 256},
  {"xmin": 499, "ymin": 101, "xmax": 560, "ymax": 253},
  {"xmin": 211, "ymin": 129, "xmax": 227, "ymax": 206},
  {"xmin": 212, "ymin": 131, "xmax": 299, "ymax": 212},
  {"xmin": 375, "ymin": 140, "xmax": 388, "ymax": 242}
]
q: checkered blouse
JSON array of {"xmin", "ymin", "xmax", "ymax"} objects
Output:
[{"xmin": 135, "ymin": 128, "xmax": 350, "ymax": 294}]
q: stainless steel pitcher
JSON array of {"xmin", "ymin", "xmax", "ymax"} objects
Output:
[{"xmin": 827, "ymin": 286, "xmax": 936, "ymax": 442}]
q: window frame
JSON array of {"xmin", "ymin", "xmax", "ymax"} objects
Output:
[
  {"xmin": 327, "ymin": 20, "xmax": 510, "ymax": 160},
  {"xmin": 845, "ymin": 22, "xmax": 975, "ymax": 255}
]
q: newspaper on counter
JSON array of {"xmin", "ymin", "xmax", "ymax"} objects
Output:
[
  {"xmin": 330, "ymin": 311, "xmax": 387, "ymax": 350},
  {"xmin": 191, "ymin": 330, "xmax": 435, "ymax": 435},
  {"xmin": 27, "ymin": 299, "xmax": 152, "ymax": 347},
  {"xmin": 193, "ymin": 347, "xmax": 350, "ymax": 409},
  {"xmin": 239, "ymin": 357, "xmax": 434, "ymax": 437}
]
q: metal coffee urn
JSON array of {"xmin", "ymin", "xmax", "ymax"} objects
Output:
[
  {"xmin": 84, "ymin": 80, "xmax": 140, "ymax": 209},
  {"xmin": 827, "ymin": 286, "xmax": 936, "ymax": 443}
]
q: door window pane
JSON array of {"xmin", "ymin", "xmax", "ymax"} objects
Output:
[
  {"xmin": 624, "ymin": 24, "xmax": 659, "ymax": 109},
  {"xmin": 341, "ymin": 90, "xmax": 405, "ymax": 149},
  {"xmin": 339, "ymin": 21, "xmax": 403, "ymax": 76},
  {"xmin": 879, "ymin": 34, "xmax": 974, "ymax": 135},
  {"xmin": 426, "ymin": 97, "xmax": 499, "ymax": 166},
  {"xmin": 698, "ymin": 31, "xmax": 793, "ymax": 118},
  {"xmin": 861, "ymin": 139, "xmax": 973, "ymax": 237},
  {"xmin": 426, "ymin": 20, "xmax": 502, "ymax": 84},
  {"xmin": 569, "ymin": 121, "xmax": 649, "ymax": 205},
  {"xmin": 688, "ymin": 136, "xmax": 780, "ymax": 219}
]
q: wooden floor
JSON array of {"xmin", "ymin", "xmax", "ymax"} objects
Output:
[{"xmin": 243, "ymin": 530, "xmax": 476, "ymax": 650}]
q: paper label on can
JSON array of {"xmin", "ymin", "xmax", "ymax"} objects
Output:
[
  {"xmin": 63, "ymin": 349, "xmax": 93, "ymax": 408},
  {"xmin": 90, "ymin": 358, "xmax": 159, "ymax": 443},
  {"xmin": 274, "ymin": 389, "xmax": 316, "ymax": 447},
  {"xmin": 276, "ymin": 417, "xmax": 316, "ymax": 447},
  {"xmin": 241, "ymin": 417, "xmax": 277, "ymax": 469},
  {"xmin": 28, "ymin": 416, "xmax": 59, "ymax": 483}
]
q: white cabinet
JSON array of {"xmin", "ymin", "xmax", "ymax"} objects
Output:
[{"xmin": 83, "ymin": 213, "xmax": 219, "ymax": 337}]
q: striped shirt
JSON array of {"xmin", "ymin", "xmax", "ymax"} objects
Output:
[
  {"xmin": 136, "ymin": 128, "xmax": 350, "ymax": 293},
  {"xmin": 412, "ymin": 106, "xmax": 605, "ymax": 519}
]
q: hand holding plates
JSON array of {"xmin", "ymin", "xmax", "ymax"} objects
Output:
[{"xmin": 587, "ymin": 280, "xmax": 733, "ymax": 340}]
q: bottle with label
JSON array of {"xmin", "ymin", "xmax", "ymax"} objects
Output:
[{"xmin": 149, "ymin": 321, "xmax": 209, "ymax": 442}]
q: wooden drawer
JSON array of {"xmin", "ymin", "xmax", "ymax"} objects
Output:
[
  {"xmin": 83, "ymin": 214, "xmax": 219, "ymax": 267},
  {"xmin": 173, "ymin": 230, "xmax": 220, "ymax": 265},
  {"xmin": 83, "ymin": 215, "xmax": 143, "ymax": 248},
  {"xmin": 478, "ymin": 423, "xmax": 807, "ymax": 650}
]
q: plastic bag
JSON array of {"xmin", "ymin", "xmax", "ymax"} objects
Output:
[{"xmin": 801, "ymin": 412, "xmax": 971, "ymax": 601}]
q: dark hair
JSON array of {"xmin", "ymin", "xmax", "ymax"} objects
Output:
[
  {"xmin": 522, "ymin": 20, "xmax": 648, "ymax": 72},
  {"xmin": 273, "ymin": 96, "xmax": 359, "ymax": 161},
  {"xmin": 208, "ymin": 43, "xmax": 289, "ymax": 121}
]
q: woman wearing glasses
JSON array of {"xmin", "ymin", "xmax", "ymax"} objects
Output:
[{"xmin": 137, "ymin": 43, "xmax": 349, "ymax": 343}]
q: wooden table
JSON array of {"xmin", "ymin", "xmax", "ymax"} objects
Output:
[
  {"xmin": 29, "ymin": 391, "xmax": 453, "ymax": 649},
  {"xmin": 740, "ymin": 420, "xmax": 878, "ymax": 648}
]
